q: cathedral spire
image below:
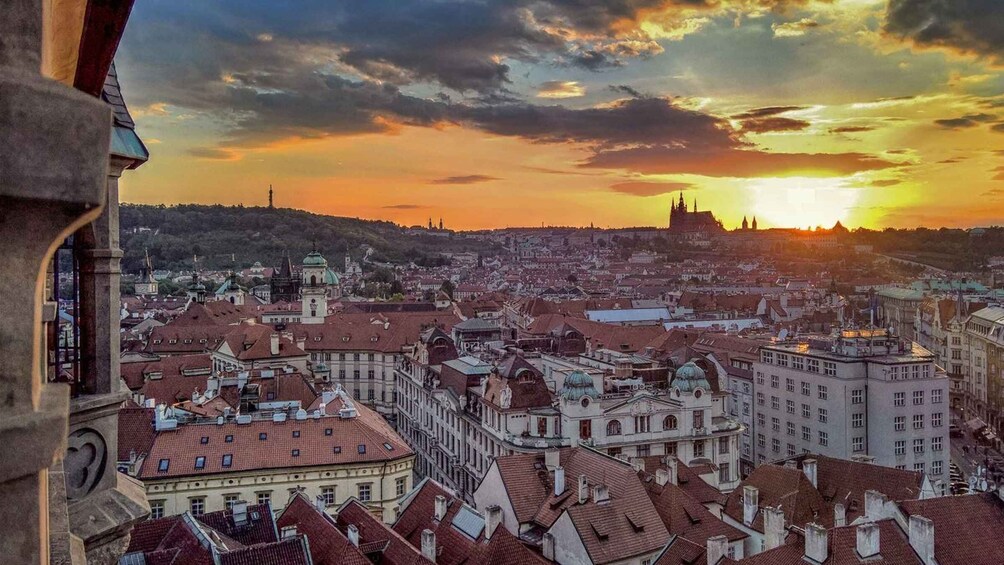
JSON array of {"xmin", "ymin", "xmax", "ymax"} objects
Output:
[{"xmin": 268, "ymin": 184, "xmax": 274, "ymax": 208}]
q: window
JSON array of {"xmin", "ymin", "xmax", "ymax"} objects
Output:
[
  {"xmin": 802, "ymin": 404, "xmax": 811, "ymax": 419},
  {"xmin": 777, "ymin": 354, "xmax": 789, "ymax": 367},
  {"xmin": 895, "ymin": 416, "xmax": 906, "ymax": 431},
  {"xmin": 334, "ymin": 446, "xmax": 342, "ymax": 454},
  {"xmin": 818, "ymin": 430, "xmax": 828, "ymax": 446},
  {"xmin": 358, "ymin": 444, "xmax": 367, "ymax": 454},
  {"xmin": 190, "ymin": 498, "xmax": 206, "ymax": 516},
  {"xmin": 800, "ymin": 381, "xmax": 809, "ymax": 395},
  {"xmin": 637, "ymin": 444, "xmax": 651, "ymax": 457},
  {"xmin": 321, "ymin": 487, "xmax": 336, "ymax": 507},
  {"xmin": 158, "ymin": 459, "xmax": 170, "ymax": 473},
  {"xmin": 225, "ymin": 434, "xmax": 234, "ymax": 443},
  {"xmin": 259, "ymin": 432, "xmax": 268, "ymax": 441},
  {"xmin": 932, "ymin": 412, "xmax": 943, "ymax": 427},
  {"xmin": 762, "ymin": 351, "xmax": 774, "ymax": 364},
  {"xmin": 793, "ymin": 357, "xmax": 804, "ymax": 371},
  {"xmin": 771, "ymin": 375, "xmax": 779, "ymax": 388},
  {"xmin": 852, "ymin": 413, "xmax": 863, "ymax": 428},
  {"xmin": 894, "ymin": 392, "xmax": 905, "ymax": 407},
  {"xmin": 932, "ymin": 389, "xmax": 943, "ymax": 404},
  {"xmin": 694, "ymin": 440, "xmax": 705, "ymax": 457},
  {"xmin": 913, "ymin": 438, "xmax": 924, "ymax": 454},
  {"xmin": 786, "ymin": 378, "xmax": 795, "ymax": 392},
  {"xmin": 257, "ymin": 491, "xmax": 271, "ymax": 505},
  {"xmin": 225, "ymin": 494, "xmax": 239, "ymax": 510},
  {"xmin": 325, "ymin": 428, "xmax": 333, "ymax": 436},
  {"xmin": 852, "ymin": 437, "xmax": 864, "ymax": 452},
  {"xmin": 932, "ymin": 436, "xmax": 943, "ymax": 452},
  {"xmin": 663, "ymin": 415, "xmax": 678, "ymax": 430},
  {"xmin": 580, "ymin": 419, "xmax": 592, "ymax": 440},
  {"xmin": 200, "ymin": 436, "xmax": 209, "ymax": 445},
  {"xmin": 807, "ymin": 358, "xmax": 819, "ymax": 373},
  {"xmin": 292, "ymin": 430, "xmax": 300, "ymax": 438},
  {"xmin": 818, "ymin": 385, "xmax": 828, "ymax": 400},
  {"xmin": 194, "ymin": 456, "xmax": 205, "ymax": 470},
  {"xmin": 932, "ymin": 460, "xmax": 943, "ymax": 475},
  {"xmin": 802, "ymin": 426, "xmax": 811, "ymax": 441},
  {"xmin": 719, "ymin": 462, "xmax": 730, "ymax": 483},
  {"xmin": 756, "ymin": 371, "xmax": 765, "ymax": 385},
  {"xmin": 538, "ymin": 418, "xmax": 547, "ymax": 437},
  {"xmin": 787, "ymin": 422, "xmax": 795, "ymax": 436},
  {"xmin": 756, "ymin": 392, "xmax": 765, "ymax": 406},
  {"xmin": 771, "ymin": 417, "xmax": 780, "ymax": 432},
  {"xmin": 607, "ymin": 420, "xmax": 622, "ymax": 436},
  {"xmin": 150, "ymin": 500, "xmax": 165, "ymax": 520},
  {"xmin": 913, "ymin": 391, "xmax": 924, "ymax": 405},
  {"xmin": 693, "ymin": 410, "xmax": 704, "ymax": 429},
  {"xmin": 823, "ymin": 362, "xmax": 836, "ymax": 376},
  {"xmin": 292, "ymin": 449, "xmax": 300, "ymax": 457},
  {"xmin": 851, "ymin": 389, "xmax": 863, "ymax": 404},
  {"xmin": 913, "ymin": 414, "xmax": 924, "ymax": 430},
  {"xmin": 368, "ymin": 370, "xmax": 375, "ymax": 380},
  {"xmin": 396, "ymin": 477, "xmax": 408, "ymax": 497},
  {"xmin": 635, "ymin": 415, "xmax": 651, "ymax": 433},
  {"xmin": 222, "ymin": 454, "xmax": 233, "ymax": 468},
  {"xmin": 757, "ymin": 434, "xmax": 765, "ymax": 448},
  {"xmin": 664, "ymin": 442, "xmax": 678, "ymax": 456},
  {"xmin": 914, "ymin": 462, "xmax": 925, "ymax": 472},
  {"xmin": 358, "ymin": 484, "xmax": 372, "ymax": 502},
  {"xmin": 719, "ymin": 437, "xmax": 729, "ymax": 454},
  {"xmin": 771, "ymin": 396, "xmax": 780, "ymax": 410},
  {"xmin": 786, "ymin": 399, "xmax": 795, "ymax": 414},
  {"xmin": 895, "ymin": 440, "xmax": 906, "ymax": 455},
  {"xmin": 757, "ymin": 413, "xmax": 765, "ymax": 427}
]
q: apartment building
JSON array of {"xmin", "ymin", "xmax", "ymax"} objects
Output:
[
  {"xmin": 964, "ymin": 306, "xmax": 1004, "ymax": 428},
  {"xmin": 752, "ymin": 329, "xmax": 949, "ymax": 480}
]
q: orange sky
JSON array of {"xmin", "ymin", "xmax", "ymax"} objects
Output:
[{"xmin": 117, "ymin": 0, "xmax": 1004, "ymax": 230}]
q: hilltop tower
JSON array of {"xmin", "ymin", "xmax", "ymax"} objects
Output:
[
  {"xmin": 135, "ymin": 248, "xmax": 159, "ymax": 295},
  {"xmin": 268, "ymin": 184, "xmax": 274, "ymax": 208}
]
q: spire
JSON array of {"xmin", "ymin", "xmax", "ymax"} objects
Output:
[
  {"xmin": 268, "ymin": 184, "xmax": 274, "ymax": 208},
  {"xmin": 751, "ymin": 216, "xmax": 758, "ymax": 230},
  {"xmin": 741, "ymin": 216, "xmax": 748, "ymax": 230},
  {"xmin": 693, "ymin": 198, "xmax": 697, "ymax": 212},
  {"xmin": 678, "ymin": 191, "xmax": 685, "ymax": 211}
]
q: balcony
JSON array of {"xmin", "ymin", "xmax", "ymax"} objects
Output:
[{"xmin": 504, "ymin": 433, "xmax": 571, "ymax": 449}]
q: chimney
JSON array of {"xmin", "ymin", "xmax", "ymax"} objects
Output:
[
  {"xmin": 655, "ymin": 468, "xmax": 670, "ymax": 487},
  {"xmin": 296, "ymin": 336, "xmax": 306, "ymax": 350},
  {"xmin": 856, "ymin": 522, "xmax": 880, "ymax": 559},
  {"xmin": 834, "ymin": 502, "xmax": 846, "ymax": 527},
  {"xmin": 347, "ymin": 524, "xmax": 360, "ymax": 547},
  {"xmin": 592, "ymin": 484, "xmax": 609, "ymax": 504},
  {"xmin": 706, "ymin": 535, "xmax": 729, "ymax": 565},
  {"xmin": 742, "ymin": 486, "xmax": 759, "ymax": 527},
  {"xmin": 421, "ymin": 529, "xmax": 437, "ymax": 563},
  {"xmin": 908, "ymin": 515, "xmax": 935, "ymax": 565},
  {"xmin": 578, "ymin": 475, "xmax": 589, "ymax": 504},
  {"xmin": 434, "ymin": 495, "xmax": 447, "ymax": 521},
  {"xmin": 485, "ymin": 505, "xmax": 502, "ymax": 540},
  {"xmin": 544, "ymin": 449, "xmax": 560, "ymax": 470},
  {"xmin": 554, "ymin": 466, "xmax": 566, "ymax": 496},
  {"xmin": 270, "ymin": 333, "xmax": 280, "ymax": 356},
  {"xmin": 666, "ymin": 456, "xmax": 679, "ymax": 485},
  {"xmin": 763, "ymin": 506, "xmax": 786, "ymax": 551},
  {"xmin": 542, "ymin": 532, "xmax": 555, "ymax": 561},
  {"xmin": 314, "ymin": 495, "xmax": 326, "ymax": 513},
  {"xmin": 864, "ymin": 490, "xmax": 887, "ymax": 521},
  {"xmin": 802, "ymin": 458, "xmax": 817, "ymax": 488},
  {"xmin": 804, "ymin": 523, "xmax": 828, "ymax": 563}
]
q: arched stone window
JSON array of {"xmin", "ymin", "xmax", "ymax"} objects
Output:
[
  {"xmin": 664, "ymin": 415, "xmax": 678, "ymax": 430},
  {"xmin": 310, "ymin": 274, "xmax": 317, "ymax": 286},
  {"xmin": 606, "ymin": 419, "xmax": 622, "ymax": 436}
]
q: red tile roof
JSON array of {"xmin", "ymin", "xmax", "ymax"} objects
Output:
[
  {"xmin": 899, "ymin": 492, "xmax": 1004, "ymax": 565},
  {"xmin": 336, "ymin": 499, "xmax": 431, "ymax": 565},
  {"xmin": 738, "ymin": 519, "xmax": 921, "ymax": 565},
  {"xmin": 276, "ymin": 492, "xmax": 370, "ymax": 565}
]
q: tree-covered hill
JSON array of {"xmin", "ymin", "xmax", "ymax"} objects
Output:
[{"xmin": 119, "ymin": 204, "xmax": 497, "ymax": 274}]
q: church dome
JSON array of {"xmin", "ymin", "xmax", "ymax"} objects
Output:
[
  {"xmin": 324, "ymin": 267, "xmax": 341, "ymax": 285},
  {"xmin": 303, "ymin": 251, "xmax": 327, "ymax": 267},
  {"xmin": 672, "ymin": 361, "xmax": 711, "ymax": 392},
  {"xmin": 560, "ymin": 370, "xmax": 599, "ymax": 400}
]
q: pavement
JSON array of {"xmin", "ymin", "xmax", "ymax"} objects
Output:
[{"xmin": 950, "ymin": 409, "xmax": 1004, "ymax": 491}]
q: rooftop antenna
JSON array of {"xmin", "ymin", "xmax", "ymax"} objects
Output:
[{"xmin": 268, "ymin": 184, "xmax": 274, "ymax": 208}]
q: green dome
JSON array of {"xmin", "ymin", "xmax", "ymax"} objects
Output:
[
  {"xmin": 303, "ymin": 251, "xmax": 328, "ymax": 266},
  {"xmin": 560, "ymin": 371, "xmax": 600, "ymax": 400},
  {"xmin": 672, "ymin": 361, "xmax": 711, "ymax": 392},
  {"xmin": 324, "ymin": 267, "xmax": 341, "ymax": 285}
]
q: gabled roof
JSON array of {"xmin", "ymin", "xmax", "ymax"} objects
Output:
[
  {"xmin": 899, "ymin": 492, "xmax": 1004, "ymax": 565},
  {"xmin": 723, "ymin": 465, "xmax": 829, "ymax": 531},
  {"xmin": 738, "ymin": 518, "xmax": 921, "ymax": 565},
  {"xmin": 336, "ymin": 499, "xmax": 431, "ymax": 565},
  {"xmin": 276, "ymin": 493, "xmax": 370, "ymax": 565}
]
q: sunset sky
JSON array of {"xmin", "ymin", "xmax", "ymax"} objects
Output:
[{"xmin": 116, "ymin": 0, "xmax": 1004, "ymax": 230}]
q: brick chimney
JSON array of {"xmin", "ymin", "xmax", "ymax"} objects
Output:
[
  {"xmin": 485, "ymin": 505, "xmax": 502, "ymax": 540},
  {"xmin": 763, "ymin": 506, "xmax": 786, "ymax": 551},
  {"xmin": 856, "ymin": 522, "xmax": 880, "ymax": 559},
  {"xmin": 578, "ymin": 475, "xmax": 588, "ymax": 504},
  {"xmin": 802, "ymin": 458, "xmax": 817, "ymax": 488},
  {"xmin": 347, "ymin": 524, "xmax": 360, "ymax": 547},
  {"xmin": 834, "ymin": 502, "xmax": 846, "ymax": 527},
  {"xmin": 554, "ymin": 466, "xmax": 565, "ymax": 496},
  {"xmin": 421, "ymin": 529, "xmax": 437, "ymax": 563},
  {"xmin": 864, "ymin": 490, "xmax": 887, "ymax": 521},
  {"xmin": 706, "ymin": 535, "xmax": 728, "ymax": 565},
  {"xmin": 804, "ymin": 523, "xmax": 828, "ymax": 563},
  {"xmin": 270, "ymin": 332, "xmax": 280, "ymax": 356},
  {"xmin": 542, "ymin": 532, "xmax": 555, "ymax": 561},
  {"xmin": 908, "ymin": 515, "xmax": 935, "ymax": 565},
  {"xmin": 742, "ymin": 486, "xmax": 759, "ymax": 527},
  {"xmin": 434, "ymin": 494, "xmax": 447, "ymax": 521}
]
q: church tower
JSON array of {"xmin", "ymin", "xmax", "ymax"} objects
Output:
[
  {"xmin": 268, "ymin": 184, "xmax": 274, "ymax": 208},
  {"xmin": 301, "ymin": 248, "xmax": 329, "ymax": 324},
  {"xmin": 751, "ymin": 216, "xmax": 758, "ymax": 231},
  {"xmin": 135, "ymin": 248, "xmax": 159, "ymax": 295},
  {"xmin": 741, "ymin": 216, "xmax": 748, "ymax": 231}
]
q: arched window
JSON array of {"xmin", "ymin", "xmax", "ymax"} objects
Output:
[
  {"xmin": 663, "ymin": 415, "xmax": 678, "ymax": 430},
  {"xmin": 310, "ymin": 274, "xmax": 317, "ymax": 286},
  {"xmin": 606, "ymin": 420, "xmax": 622, "ymax": 436}
]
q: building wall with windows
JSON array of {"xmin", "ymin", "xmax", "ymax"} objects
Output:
[
  {"xmin": 752, "ymin": 330, "xmax": 949, "ymax": 480},
  {"xmin": 964, "ymin": 307, "xmax": 1004, "ymax": 427}
]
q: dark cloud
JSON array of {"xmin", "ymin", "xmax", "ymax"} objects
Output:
[
  {"xmin": 993, "ymin": 123, "xmax": 1004, "ymax": 133},
  {"xmin": 429, "ymin": 175, "xmax": 502, "ymax": 185},
  {"xmin": 382, "ymin": 204, "xmax": 428, "ymax": 209},
  {"xmin": 830, "ymin": 125, "xmax": 876, "ymax": 134},
  {"xmin": 187, "ymin": 147, "xmax": 239, "ymax": 160},
  {"xmin": 731, "ymin": 107, "xmax": 809, "ymax": 134},
  {"xmin": 870, "ymin": 179, "xmax": 902, "ymax": 187},
  {"xmin": 610, "ymin": 181, "xmax": 693, "ymax": 196},
  {"xmin": 934, "ymin": 113, "xmax": 997, "ymax": 129},
  {"xmin": 732, "ymin": 106, "xmax": 807, "ymax": 120},
  {"xmin": 884, "ymin": 0, "xmax": 1004, "ymax": 64}
]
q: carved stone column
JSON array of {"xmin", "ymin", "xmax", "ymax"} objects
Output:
[{"xmin": 0, "ymin": 0, "xmax": 112, "ymax": 562}]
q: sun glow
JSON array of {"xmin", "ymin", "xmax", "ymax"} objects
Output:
[{"xmin": 747, "ymin": 177, "xmax": 861, "ymax": 229}]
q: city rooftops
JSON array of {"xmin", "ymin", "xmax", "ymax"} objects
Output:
[{"xmin": 763, "ymin": 330, "xmax": 936, "ymax": 363}]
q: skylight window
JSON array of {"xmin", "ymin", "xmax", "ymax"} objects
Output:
[
  {"xmin": 291, "ymin": 449, "xmax": 300, "ymax": 457},
  {"xmin": 259, "ymin": 432, "xmax": 267, "ymax": 441},
  {"xmin": 195, "ymin": 456, "xmax": 206, "ymax": 470},
  {"xmin": 200, "ymin": 436, "xmax": 209, "ymax": 444},
  {"xmin": 222, "ymin": 454, "xmax": 233, "ymax": 468},
  {"xmin": 358, "ymin": 444, "xmax": 366, "ymax": 454},
  {"xmin": 158, "ymin": 459, "xmax": 170, "ymax": 472}
]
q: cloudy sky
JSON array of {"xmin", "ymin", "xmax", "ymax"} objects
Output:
[{"xmin": 116, "ymin": 0, "xmax": 1004, "ymax": 230}]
